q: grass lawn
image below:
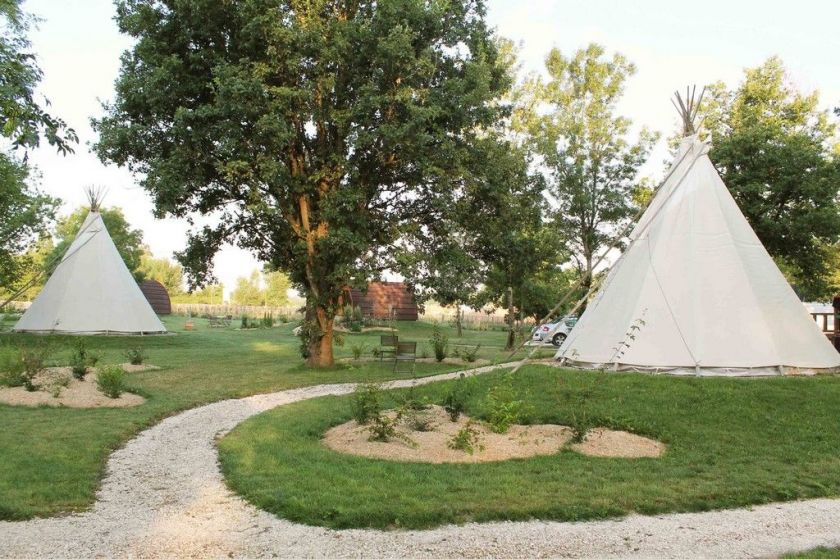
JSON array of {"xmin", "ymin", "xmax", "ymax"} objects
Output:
[
  {"xmin": 785, "ymin": 549, "xmax": 840, "ymax": 558},
  {"xmin": 0, "ymin": 316, "xmax": 517, "ymax": 520},
  {"xmin": 219, "ymin": 366, "xmax": 840, "ymax": 530}
]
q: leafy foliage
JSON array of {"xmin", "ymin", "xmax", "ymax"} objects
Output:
[
  {"xmin": 447, "ymin": 420, "xmax": 483, "ymax": 454},
  {"xmin": 350, "ymin": 383, "xmax": 382, "ymax": 425},
  {"xmin": 137, "ymin": 251, "xmax": 184, "ymax": 296},
  {"xmin": 485, "ymin": 373, "xmax": 532, "ymax": 434},
  {"xmin": 96, "ymin": 365, "xmax": 126, "ymax": 399},
  {"xmin": 124, "ymin": 347, "xmax": 147, "ymax": 366},
  {"xmin": 429, "ymin": 324, "xmax": 449, "ymax": 362},
  {"xmin": 442, "ymin": 375, "xmax": 473, "ymax": 421},
  {"xmin": 94, "ymin": 0, "xmax": 508, "ymax": 366},
  {"xmin": 520, "ymin": 43, "xmax": 657, "ymax": 294}
]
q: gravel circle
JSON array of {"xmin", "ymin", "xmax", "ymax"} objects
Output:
[{"xmin": 1, "ymin": 361, "xmax": 839, "ymax": 558}]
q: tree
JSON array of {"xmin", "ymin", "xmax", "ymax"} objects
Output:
[
  {"xmin": 263, "ymin": 270, "xmax": 291, "ymax": 307},
  {"xmin": 522, "ymin": 44, "xmax": 658, "ymax": 296},
  {"xmin": 699, "ymin": 58, "xmax": 840, "ymax": 299},
  {"xmin": 171, "ymin": 284, "xmax": 224, "ymax": 305},
  {"xmin": 48, "ymin": 206, "xmax": 145, "ymax": 281},
  {"xmin": 0, "ymin": 153, "xmax": 57, "ymax": 289},
  {"xmin": 138, "ymin": 250, "xmax": 184, "ymax": 296},
  {"xmin": 0, "ymin": 0, "xmax": 75, "ymax": 296},
  {"xmin": 231, "ymin": 271, "xmax": 264, "ymax": 306},
  {"xmin": 94, "ymin": 0, "xmax": 506, "ymax": 366}
]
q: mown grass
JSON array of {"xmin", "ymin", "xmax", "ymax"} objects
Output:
[
  {"xmin": 219, "ymin": 366, "xmax": 840, "ymax": 530},
  {"xmin": 785, "ymin": 549, "xmax": 840, "ymax": 558},
  {"xmin": 0, "ymin": 316, "xmax": 513, "ymax": 520}
]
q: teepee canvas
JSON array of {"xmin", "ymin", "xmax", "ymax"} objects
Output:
[
  {"xmin": 556, "ymin": 91, "xmax": 840, "ymax": 375},
  {"xmin": 14, "ymin": 197, "xmax": 166, "ymax": 335}
]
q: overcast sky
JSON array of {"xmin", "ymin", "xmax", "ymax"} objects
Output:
[{"xmin": 20, "ymin": 0, "xmax": 840, "ymax": 297}]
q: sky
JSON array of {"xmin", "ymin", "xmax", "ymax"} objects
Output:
[{"xmin": 19, "ymin": 0, "xmax": 840, "ymax": 298}]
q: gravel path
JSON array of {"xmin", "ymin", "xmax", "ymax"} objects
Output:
[{"xmin": 1, "ymin": 362, "xmax": 839, "ymax": 558}]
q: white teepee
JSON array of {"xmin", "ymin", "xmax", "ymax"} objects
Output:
[
  {"xmin": 14, "ymin": 204, "xmax": 167, "ymax": 335},
  {"xmin": 555, "ymin": 93, "xmax": 840, "ymax": 376}
]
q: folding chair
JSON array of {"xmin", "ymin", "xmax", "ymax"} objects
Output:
[
  {"xmin": 393, "ymin": 341, "xmax": 417, "ymax": 375},
  {"xmin": 379, "ymin": 335, "xmax": 398, "ymax": 362}
]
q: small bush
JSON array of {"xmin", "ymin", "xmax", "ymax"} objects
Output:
[
  {"xmin": 20, "ymin": 347, "xmax": 48, "ymax": 392},
  {"xmin": 448, "ymin": 420, "xmax": 483, "ymax": 454},
  {"xmin": 351, "ymin": 383, "xmax": 381, "ymax": 425},
  {"xmin": 486, "ymin": 374, "xmax": 533, "ymax": 434},
  {"xmin": 71, "ymin": 340, "xmax": 90, "ymax": 380},
  {"xmin": 341, "ymin": 305, "xmax": 364, "ymax": 333},
  {"xmin": 125, "ymin": 347, "xmax": 147, "ymax": 366},
  {"xmin": 430, "ymin": 324, "xmax": 449, "ymax": 362},
  {"xmin": 419, "ymin": 344, "xmax": 429, "ymax": 359},
  {"xmin": 461, "ymin": 344, "xmax": 481, "ymax": 363},
  {"xmin": 0, "ymin": 353, "xmax": 24, "ymax": 387},
  {"xmin": 350, "ymin": 343, "xmax": 367, "ymax": 360},
  {"xmin": 96, "ymin": 365, "xmax": 127, "ymax": 399},
  {"xmin": 442, "ymin": 375, "xmax": 472, "ymax": 421},
  {"xmin": 261, "ymin": 312, "xmax": 275, "ymax": 328},
  {"xmin": 367, "ymin": 410, "xmax": 416, "ymax": 446},
  {"xmin": 48, "ymin": 374, "xmax": 71, "ymax": 398},
  {"xmin": 403, "ymin": 408, "xmax": 435, "ymax": 432}
]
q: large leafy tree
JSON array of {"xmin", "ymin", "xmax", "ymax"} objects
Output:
[
  {"xmin": 700, "ymin": 58, "xmax": 840, "ymax": 299},
  {"xmin": 522, "ymin": 44, "xmax": 657, "ymax": 295},
  {"xmin": 0, "ymin": 0, "xmax": 75, "ymax": 294},
  {"xmin": 94, "ymin": 0, "xmax": 506, "ymax": 366}
]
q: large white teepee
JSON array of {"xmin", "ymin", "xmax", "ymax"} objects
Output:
[
  {"xmin": 555, "ymin": 132, "xmax": 840, "ymax": 376},
  {"xmin": 14, "ymin": 209, "xmax": 167, "ymax": 335}
]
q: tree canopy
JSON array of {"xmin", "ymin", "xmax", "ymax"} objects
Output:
[
  {"xmin": 0, "ymin": 0, "xmax": 75, "ymax": 295},
  {"xmin": 519, "ymin": 43, "xmax": 658, "ymax": 295},
  {"xmin": 94, "ymin": 0, "xmax": 507, "ymax": 365},
  {"xmin": 138, "ymin": 250, "xmax": 185, "ymax": 295}
]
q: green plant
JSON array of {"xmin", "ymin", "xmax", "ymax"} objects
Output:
[
  {"xmin": 125, "ymin": 347, "xmax": 147, "ymax": 366},
  {"xmin": 367, "ymin": 410, "xmax": 416, "ymax": 446},
  {"xmin": 430, "ymin": 323, "xmax": 449, "ymax": 362},
  {"xmin": 261, "ymin": 312, "xmax": 275, "ymax": 328},
  {"xmin": 240, "ymin": 314, "xmax": 249, "ymax": 329},
  {"xmin": 48, "ymin": 374, "xmax": 71, "ymax": 398},
  {"xmin": 0, "ymin": 352, "xmax": 24, "ymax": 387},
  {"xmin": 350, "ymin": 343, "xmax": 367, "ymax": 360},
  {"xmin": 447, "ymin": 420, "xmax": 483, "ymax": 454},
  {"xmin": 442, "ymin": 374, "xmax": 472, "ymax": 421},
  {"xmin": 461, "ymin": 344, "xmax": 481, "ymax": 363},
  {"xmin": 70, "ymin": 340, "xmax": 89, "ymax": 380},
  {"xmin": 485, "ymin": 374, "xmax": 532, "ymax": 434},
  {"xmin": 419, "ymin": 344, "xmax": 429, "ymax": 359},
  {"xmin": 20, "ymin": 347, "xmax": 49, "ymax": 392},
  {"xmin": 350, "ymin": 383, "xmax": 382, "ymax": 425},
  {"xmin": 96, "ymin": 365, "xmax": 127, "ymax": 399},
  {"xmin": 341, "ymin": 305, "xmax": 364, "ymax": 333},
  {"xmin": 403, "ymin": 408, "xmax": 434, "ymax": 432}
]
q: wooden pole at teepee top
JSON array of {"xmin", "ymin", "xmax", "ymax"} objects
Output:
[
  {"xmin": 672, "ymin": 85, "xmax": 706, "ymax": 136},
  {"xmin": 85, "ymin": 185, "xmax": 107, "ymax": 212}
]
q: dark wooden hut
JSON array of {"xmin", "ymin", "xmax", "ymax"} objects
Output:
[
  {"xmin": 345, "ymin": 282, "xmax": 418, "ymax": 321},
  {"xmin": 140, "ymin": 279, "xmax": 172, "ymax": 315}
]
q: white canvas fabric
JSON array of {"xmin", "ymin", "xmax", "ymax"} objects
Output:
[
  {"xmin": 14, "ymin": 211, "xmax": 167, "ymax": 335},
  {"xmin": 556, "ymin": 135, "xmax": 840, "ymax": 375}
]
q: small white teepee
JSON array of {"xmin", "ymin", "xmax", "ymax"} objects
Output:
[
  {"xmin": 555, "ymin": 90, "xmax": 840, "ymax": 375},
  {"xmin": 14, "ymin": 193, "xmax": 166, "ymax": 335}
]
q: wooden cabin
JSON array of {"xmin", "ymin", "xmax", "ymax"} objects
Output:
[{"xmin": 345, "ymin": 282, "xmax": 418, "ymax": 321}]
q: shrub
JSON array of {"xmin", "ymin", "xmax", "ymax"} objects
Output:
[
  {"xmin": 0, "ymin": 352, "xmax": 24, "ymax": 387},
  {"xmin": 341, "ymin": 304, "xmax": 364, "ymax": 332},
  {"xmin": 429, "ymin": 324, "xmax": 449, "ymax": 362},
  {"xmin": 485, "ymin": 374, "xmax": 533, "ymax": 434},
  {"xmin": 442, "ymin": 375, "xmax": 472, "ymax": 421},
  {"xmin": 403, "ymin": 408, "xmax": 435, "ymax": 432},
  {"xmin": 71, "ymin": 340, "xmax": 90, "ymax": 380},
  {"xmin": 97, "ymin": 365, "xmax": 127, "ymax": 399},
  {"xmin": 350, "ymin": 343, "xmax": 367, "ymax": 360},
  {"xmin": 461, "ymin": 344, "xmax": 481, "ymax": 363},
  {"xmin": 48, "ymin": 374, "xmax": 71, "ymax": 398},
  {"xmin": 448, "ymin": 420, "xmax": 483, "ymax": 454},
  {"xmin": 20, "ymin": 347, "xmax": 48, "ymax": 392},
  {"xmin": 419, "ymin": 344, "xmax": 429, "ymax": 359},
  {"xmin": 350, "ymin": 383, "xmax": 381, "ymax": 425},
  {"xmin": 261, "ymin": 312, "xmax": 275, "ymax": 328},
  {"xmin": 125, "ymin": 347, "xmax": 147, "ymax": 366},
  {"xmin": 367, "ymin": 410, "xmax": 416, "ymax": 446}
]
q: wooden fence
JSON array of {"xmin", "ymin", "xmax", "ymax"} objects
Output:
[{"xmin": 172, "ymin": 303, "xmax": 302, "ymax": 320}]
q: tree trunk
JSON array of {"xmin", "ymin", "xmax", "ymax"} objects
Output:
[
  {"xmin": 505, "ymin": 286, "xmax": 515, "ymax": 350},
  {"xmin": 455, "ymin": 305, "xmax": 463, "ymax": 338},
  {"xmin": 306, "ymin": 302, "xmax": 335, "ymax": 367}
]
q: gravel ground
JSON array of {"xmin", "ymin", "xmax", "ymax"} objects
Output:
[{"xmin": 1, "ymin": 361, "xmax": 839, "ymax": 558}]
